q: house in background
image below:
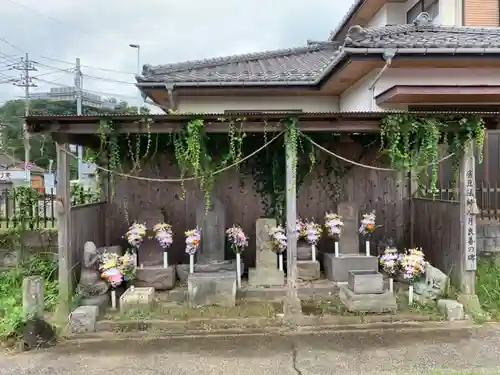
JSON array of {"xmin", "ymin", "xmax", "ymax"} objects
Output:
[
  {"xmin": 136, "ymin": 0, "xmax": 500, "ymax": 199},
  {"xmin": 0, "ymin": 153, "xmax": 46, "ymax": 192}
]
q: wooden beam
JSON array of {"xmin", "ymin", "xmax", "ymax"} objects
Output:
[
  {"xmin": 38, "ymin": 120, "xmax": 381, "ymax": 134},
  {"xmin": 56, "ymin": 142, "xmax": 71, "ymax": 315},
  {"xmin": 284, "ymin": 129, "xmax": 301, "ymax": 317},
  {"xmin": 459, "ymin": 142, "xmax": 477, "ymax": 294}
]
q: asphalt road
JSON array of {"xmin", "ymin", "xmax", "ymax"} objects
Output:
[{"xmin": 1, "ymin": 326, "xmax": 500, "ymax": 375}]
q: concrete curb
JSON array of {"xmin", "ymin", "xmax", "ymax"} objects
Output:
[{"xmin": 61, "ymin": 320, "xmax": 483, "ymax": 348}]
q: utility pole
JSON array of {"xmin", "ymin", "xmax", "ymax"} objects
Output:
[
  {"xmin": 13, "ymin": 53, "xmax": 37, "ymax": 179},
  {"xmin": 75, "ymin": 58, "xmax": 84, "ymax": 181}
]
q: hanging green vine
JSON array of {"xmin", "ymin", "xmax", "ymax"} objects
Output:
[
  {"xmin": 285, "ymin": 118, "xmax": 299, "ymax": 187},
  {"xmin": 172, "ymin": 118, "xmax": 246, "ymax": 211},
  {"xmin": 381, "ymin": 114, "xmax": 485, "ymax": 194}
]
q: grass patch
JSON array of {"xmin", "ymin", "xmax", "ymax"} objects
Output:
[
  {"xmin": 105, "ymin": 300, "xmax": 282, "ymax": 321},
  {"xmin": 476, "ymin": 257, "xmax": 500, "ymax": 320},
  {"xmin": 0, "ymin": 254, "xmax": 58, "ymax": 341}
]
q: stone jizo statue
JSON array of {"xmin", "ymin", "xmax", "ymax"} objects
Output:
[{"xmin": 79, "ymin": 241, "xmax": 109, "ymax": 298}]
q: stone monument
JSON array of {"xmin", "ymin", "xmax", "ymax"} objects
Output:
[
  {"xmin": 249, "ymin": 218, "xmax": 285, "ymax": 286},
  {"xmin": 177, "ymin": 195, "xmax": 243, "ymax": 283},
  {"xmin": 339, "ymin": 270, "xmax": 397, "ymax": 313},
  {"xmin": 413, "ymin": 263, "xmax": 449, "ymax": 301},
  {"xmin": 78, "ymin": 241, "xmax": 109, "ymax": 312},
  {"xmin": 134, "ymin": 214, "xmax": 176, "ymax": 290},
  {"xmin": 323, "ymin": 202, "xmax": 378, "ymax": 282}
]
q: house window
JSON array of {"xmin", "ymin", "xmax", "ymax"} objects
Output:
[{"xmin": 406, "ymin": 0, "xmax": 439, "ymax": 24}]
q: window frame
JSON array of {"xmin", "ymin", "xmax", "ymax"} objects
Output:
[{"xmin": 406, "ymin": 0, "xmax": 439, "ymax": 23}]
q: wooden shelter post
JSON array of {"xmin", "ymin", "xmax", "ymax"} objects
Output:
[
  {"xmin": 459, "ymin": 142, "xmax": 477, "ymax": 294},
  {"xmin": 56, "ymin": 142, "xmax": 72, "ymax": 314},
  {"xmin": 284, "ymin": 129, "xmax": 301, "ymax": 316}
]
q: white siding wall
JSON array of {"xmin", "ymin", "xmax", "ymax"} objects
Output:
[
  {"xmin": 340, "ymin": 68, "xmax": 500, "ymax": 111},
  {"xmin": 177, "ymin": 96, "xmax": 340, "ymax": 113}
]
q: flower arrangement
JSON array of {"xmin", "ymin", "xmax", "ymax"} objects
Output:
[
  {"xmin": 303, "ymin": 220, "xmax": 322, "ymax": 245},
  {"xmin": 124, "ymin": 222, "xmax": 147, "ymax": 249},
  {"xmin": 99, "ymin": 251, "xmax": 136, "ymax": 288},
  {"xmin": 324, "ymin": 213, "xmax": 344, "ymax": 237},
  {"xmin": 153, "ymin": 222, "xmax": 173, "ymax": 249},
  {"xmin": 226, "ymin": 225, "xmax": 248, "ymax": 253},
  {"xmin": 379, "ymin": 247, "xmax": 400, "ymax": 276},
  {"xmin": 399, "ymin": 248, "xmax": 426, "ymax": 281},
  {"xmin": 185, "ymin": 228, "xmax": 201, "ymax": 255},
  {"xmin": 296, "ymin": 218, "xmax": 306, "ymax": 240},
  {"xmin": 269, "ymin": 225, "xmax": 287, "ymax": 254},
  {"xmin": 359, "ymin": 212, "xmax": 376, "ymax": 236}
]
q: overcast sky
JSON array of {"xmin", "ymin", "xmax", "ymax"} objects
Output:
[{"xmin": 0, "ymin": 0, "xmax": 353, "ymax": 112}]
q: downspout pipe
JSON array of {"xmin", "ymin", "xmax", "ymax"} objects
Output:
[{"xmin": 368, "ymin": 49, "xmax": 397, "ymax": 91}]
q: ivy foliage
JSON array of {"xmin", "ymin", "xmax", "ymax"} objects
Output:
[{"xmin": 381, "ymin": 114, "xmax": 485, "ymax": 193}]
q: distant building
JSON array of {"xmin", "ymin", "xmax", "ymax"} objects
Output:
[
  {"xmin": 30, "ymin": 87, "xmax": 116, "ymax": 110},
  {"xmin": 0, "ymin": 153, "xmax": 46, "ymax": 192}
]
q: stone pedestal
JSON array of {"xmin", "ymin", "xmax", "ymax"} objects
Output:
[
  {"xmin": 120, "ymin": 287, "xmax": 155, "ymax": 312},
  {"xmin": 70, "ymin": 305, "xmax": 99, "ymax": 333},
  {"xmin": 323, "ymin": 253, "xmax": 378, "ymax": 282},
  {"xmin": 177, "ymin": 260, "xmax": 243, "ymax": 283},
  {"xmin": 437, "ymin": 299, "xmax": 465, "ymax": 321},
  {"xmin": 297, "ymin": 260, "xmax": 320, "ymax": 281},
  {"xmin": 188, "ymin": 271, "xmax": 236, "ymax": 307},
  {"xmin": 339, "ymin": 284, "xmax": 397, "ymax": 313},
  {"xmin": 81, "ymin": 294, "xmax": 109, "ymax": 315},
  {"xmin": 248, "ymin": 268, "xmax": 284, "ymax": 286},
  {"xmin": 135, "ymin": 266, "xmax": 176, "ymax": 290},
  {"xmin": 348, "ymin": 270, "xmax": 384, "ymax": 294}
]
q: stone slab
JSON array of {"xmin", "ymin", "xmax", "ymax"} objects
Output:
[
  {"xmin": 81, "ymin": 294, "xmax": 109, "ymax": 315},
  {"xmin": 120, "ymin": 287, "xmax": 155, "ymax": 312},
  {"xmin": 70, "ymin": 305, "xmax": 98, "ymax": 333},
  {"xmin": 176, "ymin": 260, "xmax": 243, "ymax": 283},
  {"xmin": 256, "ymin": 218, "xmax": 278, "ymax": 269},
  {"xmin": 323, "ymin": 253, "xmax": 378, "ymax": 282},
  {"xmin": 188, "ymin": 271, "xmax": 236, "ymax": 307},
  {"xmin": 437, "ymin": 299, "xmax": 465, "ymax": 321},
  {"xmin": 196, "ymin": 195, "xmax": 225, "ymax": 264},
  {"xmin": 22, "ymin": 276, "xmax": 44, "ymax": 319},
  {"xmin": 338, "ymin": 202, "xmax": 359, "ymax": 254},
  {"xmin": 339, "ymin": 284, "xmax": 397, "ymax": 313},
  {"xmin": 348, "ymin": 270, "xmax": 384, "ymax": 294},
  {"xmin": 248, "ymin": 268, "xmax": 285, "ymax": 286},
  {"xmin": 135, "ymin": 266, "xmax": 176, "ymax": 291},
  {"xmin": 297, "ymin": 260, "xmax": 320, "ymax": 281}
]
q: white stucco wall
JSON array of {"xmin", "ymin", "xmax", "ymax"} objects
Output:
[
  {"xmin": 340, "ymin": 67, "xmax": 500, "ymax": 112},
  {"xmin": 366, "ymin": 0, "xmax": 463, "ymax": 27},
  {"xmin": 177, "ymin": 96, "xmax": 340, "ymax": 114}
]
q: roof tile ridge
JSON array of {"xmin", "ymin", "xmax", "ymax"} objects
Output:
[{"xmin": 143, "ymin": 43, "xmax": 339, "ymax": 75}]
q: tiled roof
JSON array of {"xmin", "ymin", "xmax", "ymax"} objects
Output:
[
  {"xmin": 344, "ymin": 23, "xmax": 500, "ymax": 49},
  {"xmin": 139, "ymin": 43, "xmax": 341, "ymax": 84}
]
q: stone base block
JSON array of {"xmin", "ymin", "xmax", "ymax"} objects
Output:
[
  {"xmin": 188, "ymin": 271, "xmax": 236, "ymax": 307},
  {"xmin": 135, "ymin": 266, "xmax": 176, "ymax": 291},
  {"xmin": 298, "ymin": 260, "xmax": 320, "ymax": 281},
  {"xmin": 323, "ymin": 253, "xmax": 378, "ymax": 282},
  {"xmin": 120, "ymin": 287, "xmax": 155, "ymax": 312},
  {"xmin": 177, "ymin": 260, "xmax": 244, "ymax": 283},
  {"xmin": 70, "ymin": 305, "xmax": 98, "ymax": 334},
  {"xmin": 80, "ymin": 293, "xmax": 109, "ymax": 315},
  {"xmin": 248, "ymin": 268, "xmax": 285, "ymax": 286},
  {"xmin": 348, "ymin": 270, "xmax": 384, "ymax": 294},
  {"xmin": 339, "ymin": 284, "xmax": 397, "ymax": 313},
  {"xmin": 437, "ymin": 299, "xmax": 465, "ymax": 321}
]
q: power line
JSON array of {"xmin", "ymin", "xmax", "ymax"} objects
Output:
[
  {"xmin": 82, "ymin": 73, "xmax": 136, "ymax": 85},
  {"xmin": 0, "ymin": 36, "xmax": 24, "ymax": 53},
  {"xmin": 39, "ymin": 55, "xmax": 135, "ymax": 75}
]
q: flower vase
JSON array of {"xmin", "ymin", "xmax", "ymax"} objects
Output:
[
  {"xmin": 311, "ymin": 244, "xmax": 316, "ymax": 262},
  {"xmin": 278, "ymin": 253, "xmax": 284, "ymax": 272},
  {"xmin": 236, "ymin": 252, "xmax": 242, "ymax": 288},
  {"xmin": 408, "ymin": 284, "xmax": 414, "ymax": 305},
  {"xmin": 334, "ymin": 242, "xmax": 339, "ymax": 257},
  {"xmin": 389, "ymin": 278, "xmax": 394, "ymax": 293},
  {"xmin": 163, "ymin": 252, "xmax": 168, "ymax": 268},
  {"xmin": 365, "ymin": 239, "xmax": 370, "ymax": 256},
  {"xmin": 189, "ymin": 254, "xmax": 194, "ymax": 274},
  {"xmin": 111, "ymin": 288, "xmax": 117, "ymax": 310}
]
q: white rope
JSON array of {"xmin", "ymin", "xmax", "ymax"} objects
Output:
[
  {"xmin": 61, "ymin": 131, "xmax": 284, "ymax": 182},
  {"xmin": 304, "ymin": 135, "xmax": 455, "ymax": 172}
]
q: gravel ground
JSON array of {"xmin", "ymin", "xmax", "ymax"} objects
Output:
[{"xmin": 1, "ymin": 325, "xmax": 500, "ymax": 375}]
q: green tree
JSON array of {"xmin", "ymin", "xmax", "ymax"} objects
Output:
[{"xmin": 0, "ymin": 99, "xmax": 149, "ymax": 172}]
